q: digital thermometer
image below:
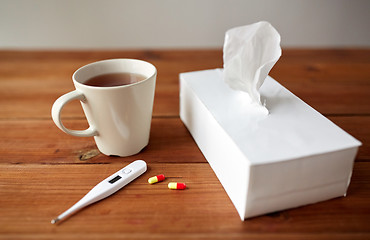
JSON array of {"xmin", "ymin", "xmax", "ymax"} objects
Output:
[{"xmin": 51, "ymin": 160, "xmax": 147, "ymax": 224}]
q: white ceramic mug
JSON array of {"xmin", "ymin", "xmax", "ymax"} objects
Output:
[{"xmin": 51, "ymin": 59, "xmax": 157, "ymax": 157}]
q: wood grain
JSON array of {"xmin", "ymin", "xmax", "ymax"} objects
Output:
[
  {"xmin": 0, "ymin": 50, "xmax": 222, "ymax": 119},
  {"xmin": 0, "ymin": 49, "xmax": 369, "ymax": 240},
  {"xmin": 0, "ymin": 162, "xmax": 369, "ymax": 239},
  {"xmin": 0, "ymin": 49, "xmax": 369, "ymax": 119},
  {"xmin": 0, "ymin": 118, "xmax": 205, "ymax": 164},
  {"xmin": 0, "ymin": 116, "xmax": 369, "ymax": 163}
]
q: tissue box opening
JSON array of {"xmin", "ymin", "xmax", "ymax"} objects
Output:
[{"xmin": 180, "ymin": 69, "xmax": 361, "ymax": 220}]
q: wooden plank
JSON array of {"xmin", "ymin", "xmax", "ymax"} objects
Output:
[
  {"xmin": 269, "ymin": 49, "xmax": 370, "ymax": 115},
  {"xmin": 0, "ymin": 50, "xmax": 222, "ymax": 119},
  {"xmin": 0, "ymin": 116, "xmax": 369, "ymax": 164},
  {"xmin": 0, "ymin": 233, "xmax": 368, "ymax": 240},
  {"xmin": 0, "ymin": 118, "xmax": 205, "ymax": 164},
  {"xmin": 0, "ymin": 49, "xmax": 369, "ymax": 120},
  {"xmin": 0, "ymin": 162, "xmax": 369, "ymax": 239}
]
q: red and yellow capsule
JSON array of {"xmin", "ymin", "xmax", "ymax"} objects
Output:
[
  {"xmin": 148, "ymin": 174, "xmax": 165, "ymax": 184},
  {"xmin": 168, "ymin": 182, "xmax": 186, "ymax": 190}
]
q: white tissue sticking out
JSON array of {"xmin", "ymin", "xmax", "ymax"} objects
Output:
[{"xmin": 223, "ymin": 21, "xmax": 282, "ymax": 114}]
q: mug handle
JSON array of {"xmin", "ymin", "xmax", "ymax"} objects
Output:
[{"xmin": 51, "ymin": 90, "xmax": 98, "ymax": 137}]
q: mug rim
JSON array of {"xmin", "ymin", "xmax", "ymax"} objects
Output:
[{"xmin": 72, "ymin": 58, "xmax": 157, "ymax": 89}]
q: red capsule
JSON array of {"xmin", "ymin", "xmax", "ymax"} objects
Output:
[
  {"xmin": 168, "ymin": 182, "xmax": 186, "ymax": 190},
  {"xmin": 148, "ymin": 174, "xmax": 165, "ymax": 184}
]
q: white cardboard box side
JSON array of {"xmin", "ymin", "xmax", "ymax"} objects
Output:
[
  {"xmin": 246, "ymin": 148, "xmax": 357, "ymax": 218},
  {"xmin": 180, "ymin": 75, "xmax": 250, "ymax": 218}
]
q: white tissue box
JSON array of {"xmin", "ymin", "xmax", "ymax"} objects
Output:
[{"xmin": 179, "ymin": 69, "xmax": 361, "ymax": 220}]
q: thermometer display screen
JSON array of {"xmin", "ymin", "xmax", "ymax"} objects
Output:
[{"xmin": 108, "ymin": 175, "xmax": 122, "ymax": 184}]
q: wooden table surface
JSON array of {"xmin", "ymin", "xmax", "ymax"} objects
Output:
[{"xmin": 0, "ymin": 49, "xmax": 369, "ymax": 239}]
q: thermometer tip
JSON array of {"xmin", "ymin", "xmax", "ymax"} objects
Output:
[{"xmin": 51, "ymin": 218, "xmax": 60, "ymax": 224}]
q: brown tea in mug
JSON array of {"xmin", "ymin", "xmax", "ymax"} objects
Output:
[{"xmin": 84, "ymin": 72, "xmax": 147, "ymax": 87}]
